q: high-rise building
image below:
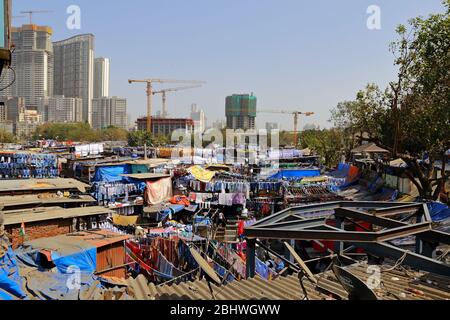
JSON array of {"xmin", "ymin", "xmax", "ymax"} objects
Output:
[
  {"xmin": 225, "ymin": 93, "xmax": 257, "ymax": 130},
  {"xmin": 94, "ymin": 57, "xmax": 110, "ymax": 98},
  {"xmin": 0, "ymin": 102, "xmax": 7, "ymax": 122},
  {"xmin": 0, "ymin": 25, "xmax": 54, "ymax": 107},
  {"xmin": 39, "ymin": 96, "xmax": 83, "ymax": 123},
  {"xmin": 15, "ymin": 107, "xmax": 42, "ymax": 137},
  {"xmin": 53, "ymin": 34, "xmax": 95, "ymax": 125},
  {"xmin": 190, "ymin": 104, "xmax": 206, "ymax": 133},
  {"xmin": 92, "ymin": 96, "xmax": 127, "ymax": 130},
  {"xmin": 0, "ymin": 96, "xmax": 26, "ymax": 122}
]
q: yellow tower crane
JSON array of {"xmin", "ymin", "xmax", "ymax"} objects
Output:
[
  {"xmin": 19, "ymin": 10, "xmax": 54, "ymax": 24},
  {"xmin": 259, "ymin": 110, "xmax": 315, "ymax": 148},
  {"xmin": 128, "ymin": 79, "xmax": 205, "ymax": 133},
  {"xmin": 153, "ymin": 84, "xmax": 202, "ymax": 118}
]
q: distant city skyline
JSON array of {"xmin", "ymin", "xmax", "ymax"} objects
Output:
[{"xmin": 10, "ymin": 0, "xmax": 446, "ymax": 129}]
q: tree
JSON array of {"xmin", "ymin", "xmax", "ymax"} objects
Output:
[
  {"xmin": 128, "ymin": 130, "xmax": 153, "ymax": 147},
  {"xmin": 330, "ymin": 1, "xmax": 450, "ymax": 200},
  {"xmin": 391, "ymin": 1, "xmax": 450, "ymax": 199},
  {"xmin": 302, "ymin": 129, "xmax": 344, "ymax": 168},
  {"xmin": 0, "ymin": 130, "xmax": 16, "ymax": 143},
  {"xmin": 33, "ymin": 123, "xmax": 99, "ymax": 142},
  {"xmin": 99, "ymin": 126, "xmax": 129, "ymax": 142}
]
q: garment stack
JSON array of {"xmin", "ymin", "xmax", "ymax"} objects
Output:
[{"xmin": 0, "ymin": 153, "xmax": 58, "ymax": 179}]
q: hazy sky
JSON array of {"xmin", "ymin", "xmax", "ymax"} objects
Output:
[{"xmin": 12, "ymin": 0, "xmax": 445, "ymax": 129}]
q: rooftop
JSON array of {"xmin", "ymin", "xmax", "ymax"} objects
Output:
[{"xmin": 3, "ymin": 206, "xmax": 113, "ymax": 225}]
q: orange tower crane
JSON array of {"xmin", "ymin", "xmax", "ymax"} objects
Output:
[
  {"xmin": 153, "ymin": 85, "xmax": 202, "ymax": 118},
  {"xmin": 128, "ymin": 79, "xmax": 205, "ymax": 133},
  {"xmin": 259, "ymin": 110, "xmax": 315, "ymax": 147}
]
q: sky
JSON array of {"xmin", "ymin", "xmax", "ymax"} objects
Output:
[{"xmin": 12, "ymin": 0, "xmax": 446, "ymax": 130}]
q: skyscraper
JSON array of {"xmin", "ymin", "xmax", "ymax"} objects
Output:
[
  {"xmin": 0, "ymin": 25, "xmax": 54, "ymax": 107},
  {"xmin": 225, "ymin": 93, "xmax": 257, "ymax": 130},
  {"xmin": 53, "ymin": 34, "xmax": 94, "ymax": 125},
  {"xmin": 190, "ymin": 104, "xmax": 206, "ymax": 133},
  {"xmin": 39, "ymin": 96, "xmax": 83, "ymax": 123},
  {"xmin": 92, "ymin": 96, "xmax": 127, "ymax": 130},
  {"xmin": 94, "ymin": 57, "xmax": 110, "ymax": 98}
]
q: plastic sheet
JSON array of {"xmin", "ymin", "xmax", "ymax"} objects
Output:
[{"xmin": 0, "ymin": 247, "xmax": 27, "ymax": 299}]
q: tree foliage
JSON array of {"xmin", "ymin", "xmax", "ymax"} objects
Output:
[
  {"xmin": 329, "ymin": 1, "xmax": 450, "ymax": 199},
  {"xmin": 302, "ymin": 129, "xmax": 344, "ymax": 168},
  {"xmin": 0, "ymin": 130, "xmax": 16, "ymax": 143},
  {"xmin": 33, "ymin": 123, "xmax": 129, "ymax": 143}
]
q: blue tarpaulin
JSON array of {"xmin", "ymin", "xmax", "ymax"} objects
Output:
[
  {"xmin": 428, "ymin": 202, "xmax": 450, "ymax": 222},
  {"xmin": 94, "ymin": 164, "xmax": 131, "ymax": 182},
  {"xmin": 0, "ymin": 247, "xmax": 27, "ymax": 300},
  {"xmin": 269, "ymin": 169, "xmax": 321, "ymax": 180},
  {"xmin": 159, "ymin": 205, "xmax": 186, "ymax": 221},
  {"xmin": 16, "ymin": 237, "xmax": 97, "ymax": 275}
]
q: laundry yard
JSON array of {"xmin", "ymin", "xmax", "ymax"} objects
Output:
[{"xmin": 0, "ymin": 141, "xmax": 449, "ymax": 301}]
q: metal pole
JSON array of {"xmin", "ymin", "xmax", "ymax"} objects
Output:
[
  {"xmin": 293, "ymin": 113, "xmax": 299, "ymax": 148},
  {"xmin": 162, "ymin": 92, "xmax": 167, "ymax": 118},
  {"xmin": 246, "ymin": 238, "xmax": 256, "ymax": 278},
  {"xmin": 144, "ymin": 144, "xmax": 147, "ymax": 160}
]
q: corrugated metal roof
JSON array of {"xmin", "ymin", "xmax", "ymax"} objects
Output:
[
  {"xmin": 71, "ymin": 230, "xmax": 130, "ymax": 248},
  {"xmin": 0, "ymin": 194, "xmax": 95, "ymax": 208},
  {"xmin": 0, "ymin": 178, "xmax": 89, "ymax": 193},
  {"xmin": 3, "ymin": 206, "xmax": 112, "ymax": 225},
  {"xmin": 117, "ymin": 263, "xmax": 450, "ymax": 301},
  {"xmin": 121, "ymin": 173, "xmax": 171, "ymax": 180}
]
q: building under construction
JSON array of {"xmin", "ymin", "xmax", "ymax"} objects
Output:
[
  {"xmin": 226, "ymin": 93, "xmax": 257, "ymax": 130},
  {"xmin": 136, "ymin": 117, "xmax": 195, "ymax": 136}
]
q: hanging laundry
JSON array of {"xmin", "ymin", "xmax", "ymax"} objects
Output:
[{"xmin": 145, "ymin": 177, "xmax": 173, "ymax": 205}]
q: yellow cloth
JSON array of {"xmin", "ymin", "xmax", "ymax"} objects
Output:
[
  {"xmin": 188, "ymin": 165, "xmax": 216, "ymax": 183},
  {"xmin": 301, "ymin": 176, "xmax": 328, "ymax": 184},
  {"xmin": 112, "ymin": 214, "xmax": 139, "ymax": 226}
]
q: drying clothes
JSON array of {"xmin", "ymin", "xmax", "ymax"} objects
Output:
[
  {"xmin": 145, "ymin": 177, "xmax": 173, "ymax": 205},
  {"xmin": 232, "ymin": 193, "xmax": 246, "ymax": 205},
  {"xmin": 256, "ymin": 258, "xmax": 275, "ymax": 280},
  {"xmin": 238, "ymin": 221, "xmax": 245, "ymax": 237},
  {"xmin": 219, "ymin": 193, "xmax": 234, "ymax": 206},
  {"xmin": 188, "ymin": 165, "xmax": 216, "ymax": 183},
  {"xmin": 216, "ymin": 244, "xmax": 246, "ymax": 278},
  {"xmin": 0, "ymin": 153, "xmax": 59, "ymax": 179},
  {"xmin": 92, "ymin": 182, "xmax": 141, "ymax": 203},
  {"xmin": 169, "ymin": 195, "xmax": 190, "ymax": 207}
]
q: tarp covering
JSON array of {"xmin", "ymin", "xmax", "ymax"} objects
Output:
[
  {"xmin": 24, "ymin": 270, "xmax": 99, "ymax": 300},
  {"xmin": 428, "ymin": 202, "xmax": 450, "ymax": 222},
  {"xmin": 145, "ymin": 177, "xmax": 173, "ymax": 205},
  {"xmin": 0, "ymin": 247, "xmax": 27, "ymax": 300},
  {"xmin": 269, "ymin": 169, "xmax": 321, "ymax": 180},
  {"xmin": 112, "ymin": 214, "xmax": 139, "ymax": 226},
  {"xmin": 390, "ymin": 158, "xmax": 408, "ymax": 168},
  {"xmin": 94, "ymin": 164, "xmax": 131, "ymax": 182},
  {"xmin": 16, "ymin": 236, "xmax": 97, "ymax": 274},
  {"xmin": 159, "ymin": 205, "xmax": 185, "ymax": 221},
  {"xmin": 130, "ymin": 164, "xmax": 149, "ymax": 174},
  {"xmin": 188, "ymin": 165, "xmax": 216, "ymax": 183}
]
